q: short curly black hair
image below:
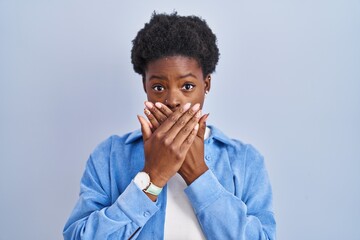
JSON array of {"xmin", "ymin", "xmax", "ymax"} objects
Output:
[{"xmin": 131, "ymin": 12, "xmax": 220, "ymax": 79}]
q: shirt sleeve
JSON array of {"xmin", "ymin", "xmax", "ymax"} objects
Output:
[
  {"xmin": 63, "ymin": 138, "xmax": 159, "ymax": 240},
  {"xmin": 184, "ymin": 146, "xmax": 276, "ymax": 240}
]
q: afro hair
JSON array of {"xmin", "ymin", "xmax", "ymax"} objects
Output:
[{"xmin": 131, "ymin": 12, "xmax": 220, "ymax": 78}]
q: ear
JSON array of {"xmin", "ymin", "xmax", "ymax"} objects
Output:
[
  {"xmin": 142, "ymin": 75, "xmax": 147, "ymax": 93},
  {"xmin": 204, "ymin": 74, "xmax": 211, "ymax": 93}
]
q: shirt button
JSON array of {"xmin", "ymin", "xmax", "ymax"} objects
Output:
[
  {"xmin": 205, "ymin": 155, "xmax": 211, "ymax": 161},
  {"xmin": 143, "ymin": 211, "xmax": 150, "ymax": 217}
]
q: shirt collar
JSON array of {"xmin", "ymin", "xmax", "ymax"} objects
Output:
[
  {"xmin": 124, "ymin": 125, "xmax": 234, "ymax": 146},
  {"xmin": 125, "ymin": 129, "xmax": 142, "ymax": 144},
  {"xmin": 206, "ymin": 125, "xmax": 234, "ymax": 146}
]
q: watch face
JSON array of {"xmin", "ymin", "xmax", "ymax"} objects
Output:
[{"xmin": 134, "ymin": 172, "xmax": 150, "ymax": 190}]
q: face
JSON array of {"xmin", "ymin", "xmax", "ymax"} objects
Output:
[{"xmin": 143, "ymin": 56, "xmax": 210, "ymax": 111}]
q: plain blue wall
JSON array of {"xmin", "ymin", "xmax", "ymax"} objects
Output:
[{"xmin": 1, "ymin": 1, "xmax": 359, "ymax": 239}]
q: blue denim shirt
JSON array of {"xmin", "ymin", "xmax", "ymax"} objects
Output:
[{"xmin": 63, "ymin": 125, "xmax": 276, "ymax": 239}]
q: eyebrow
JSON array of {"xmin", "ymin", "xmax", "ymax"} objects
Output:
[
  {"xmin": 149, "ymin": 73, "xmax": 197, "ymax": 81},
  {"xmin": 149, "ymin": 75, "xmax": 166, "ymax": 81},
  {"xmin": 179, "ymin": 73, "xmax": 197, "ymax": 79}
]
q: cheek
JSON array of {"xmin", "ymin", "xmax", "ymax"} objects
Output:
[
  {"xmin": 145, "ymin": 91, "xmax": 163, "ymax": 103},
  {"xmin": 192, "ymin": 91, "xmax": 205, "ymax": 105},
  {"xmin": 144, "ymin": 85, "xmax": 155, "ymax": 99},
  {"xmin": 146, "ymin": 94, "xmax": 158, "ymax": 102}
]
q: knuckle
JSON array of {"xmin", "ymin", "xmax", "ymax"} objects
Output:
[
  {"xmin": 182, "ymin": 127, "xmax": 190, "ymax": 134},
  {"xmin": 190, "ymin": 117, "xmax": 198, "ymax": 124},
  {"xmin": 170, "ymin": 115, "xmax": 178, "ymax": 123},
  {"xmin": 169, "ymin": 144, "xmax": 177, "ymax": 153},
  {"xmin": 177, "ymin": 120, "xmax": 186, "ymax": 127},
  {"xmin": 154, "ymin": 133, "xmax": 162, "ymax": 141},
  {"xmin": 175, "ymin": 152, "xmax": 183, "ymax": 160},
  {"xmin": 163, "ymin": 137, "xmax": 172, "ymax": 146},
  {"xmin": 169, "ymin": 145, "xmax": 179, "ymax": 156}
]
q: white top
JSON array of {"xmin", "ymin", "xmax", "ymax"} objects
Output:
[{"xmin": 163, "ymin": 127, "xmax": 210, "ymax": 240}]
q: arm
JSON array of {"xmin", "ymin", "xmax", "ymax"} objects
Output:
[
  {"xmin": 63, "ymin": 138, "xmax": 159, "ymax": 240},
  {"xmin": 145, "ymin": 103, "xmax": 276, "ymax": 239},
  {"xmin": 64, "ymin": 103, "xmax": 202, "ymax": 239},
  {"xmin": 185, "ymin": 149, "xmax": 276, "ymax": 240}
]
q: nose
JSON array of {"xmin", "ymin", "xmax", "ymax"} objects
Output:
[{"xmin": 165, "ymin": 90, "xmax": 181, "ymax": 110}]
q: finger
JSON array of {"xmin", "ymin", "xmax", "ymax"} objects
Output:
[
  {"xmin": 145, "ymin": 101, "xmax": 167, "ymax": 124},
  {"xmin": 197, "ymin": 113, "xmax": 209, "ymax": 138},
  {"xmin": 154, "ymin": 102, "xmax": 192, "ymax": 134},
  {"xmin": 171, "ymin": 107, "xmax": 202, "ymax": 147},
  {"xmin": 137, "ymin": 115, "xmax": 152, "ymax": 141},
  {"xmin": 144, "ymin": 108, "xmax": 160, "ymax": 130},
  {"xmin": 180, "ymin": 123, "xmax": 199, "ymax": 153},
  {"xmin": 160, "ymin": 103, "xmax": 200, "ymax": 139},
  {"xmin": 154, "ymin": 102, "xmax": 173, "ymax": 117}
]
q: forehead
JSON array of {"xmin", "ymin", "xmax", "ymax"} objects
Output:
[{"xmin": 145, "ymin": 56, "xmax": 202, "ymax": 77}]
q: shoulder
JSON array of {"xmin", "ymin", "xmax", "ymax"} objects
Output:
[
  {"xmin": 209, "ymin": 125, "xmax": 264, "ymax": 165},
  {"xmin": 90, "ymin": 129, "xmax": 142, "ymax": 161}
]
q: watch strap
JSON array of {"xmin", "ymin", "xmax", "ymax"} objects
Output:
[{"xmin": 145, "ymin": 182, "xmax": 163, "ymax": 196}]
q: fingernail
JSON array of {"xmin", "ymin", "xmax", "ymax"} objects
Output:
[
  {"xmin": 204, "ymin": 113, "xmax": 210, "ymax": 121},
  {"xmin": 194, "ymin": 123, "xmax": 199, "ymax": 131},
  {"xmin": 144, "ymin": 108, "xmax": 151, "ymax": 116},
  {"xmin": 192, "ymin": 103, "xmax": 200, "ymax": 111},
  {"xmin": 155, "ymin": 102, "xmax": 162, "ymax": 108},
  {"xmin": 145, "ymin": 101, "xmax": 153, "ymax": 109},
  {"xmin": 183, "ymin": 103, "xmax": 191, "ymax": 111}
]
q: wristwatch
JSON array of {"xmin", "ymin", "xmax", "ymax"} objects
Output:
[{"xmin": 133, "ymin": 172, "xmax": 163, "ymax": 196}]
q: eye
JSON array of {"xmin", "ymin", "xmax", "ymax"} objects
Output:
[
  {"xmin": 182, "ymin": 83, "xmax": 195, "ymax": 91},
  {"xmin": 152, "ymin": 84, "xmax": 165, "ymax": 92}
]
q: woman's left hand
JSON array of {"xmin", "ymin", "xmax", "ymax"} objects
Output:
[{"xmin": 143, "ymin": 101, "xmax": 209, "ymax": 185}]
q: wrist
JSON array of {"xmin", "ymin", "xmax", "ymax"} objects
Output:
[
  {"xmin": 180, "ymin": 165, "xmax": 208, "ymax": 185},
  {"xmin": 133, "ymin": 171, "xmax": 164, "ymax": 198},
  {"xmin": 142, "ymin": 168, "xmax": 168, "ymax": 188}
]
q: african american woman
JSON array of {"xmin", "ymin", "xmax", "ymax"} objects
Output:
[{"xmin": 64, "ymin": 12, "xmax": 276, "ymax": 240}]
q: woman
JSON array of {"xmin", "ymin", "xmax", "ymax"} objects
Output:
[{"xmin": 64, "ymin": 12, "xmax": 276, "ymax": 240}]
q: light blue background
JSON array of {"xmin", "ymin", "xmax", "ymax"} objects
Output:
[{"xmin": 1, "ymin": 1, "xmax": 359, "ymax": 239}]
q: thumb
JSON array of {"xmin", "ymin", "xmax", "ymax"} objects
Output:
[{"xmin": 137, "ymin": 115, "xmax": 152, "ymax": 141}]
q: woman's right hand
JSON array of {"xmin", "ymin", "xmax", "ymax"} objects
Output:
[{"xmin": 137, "ymin": 103, "xmax": 201, "ymax": 189}]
